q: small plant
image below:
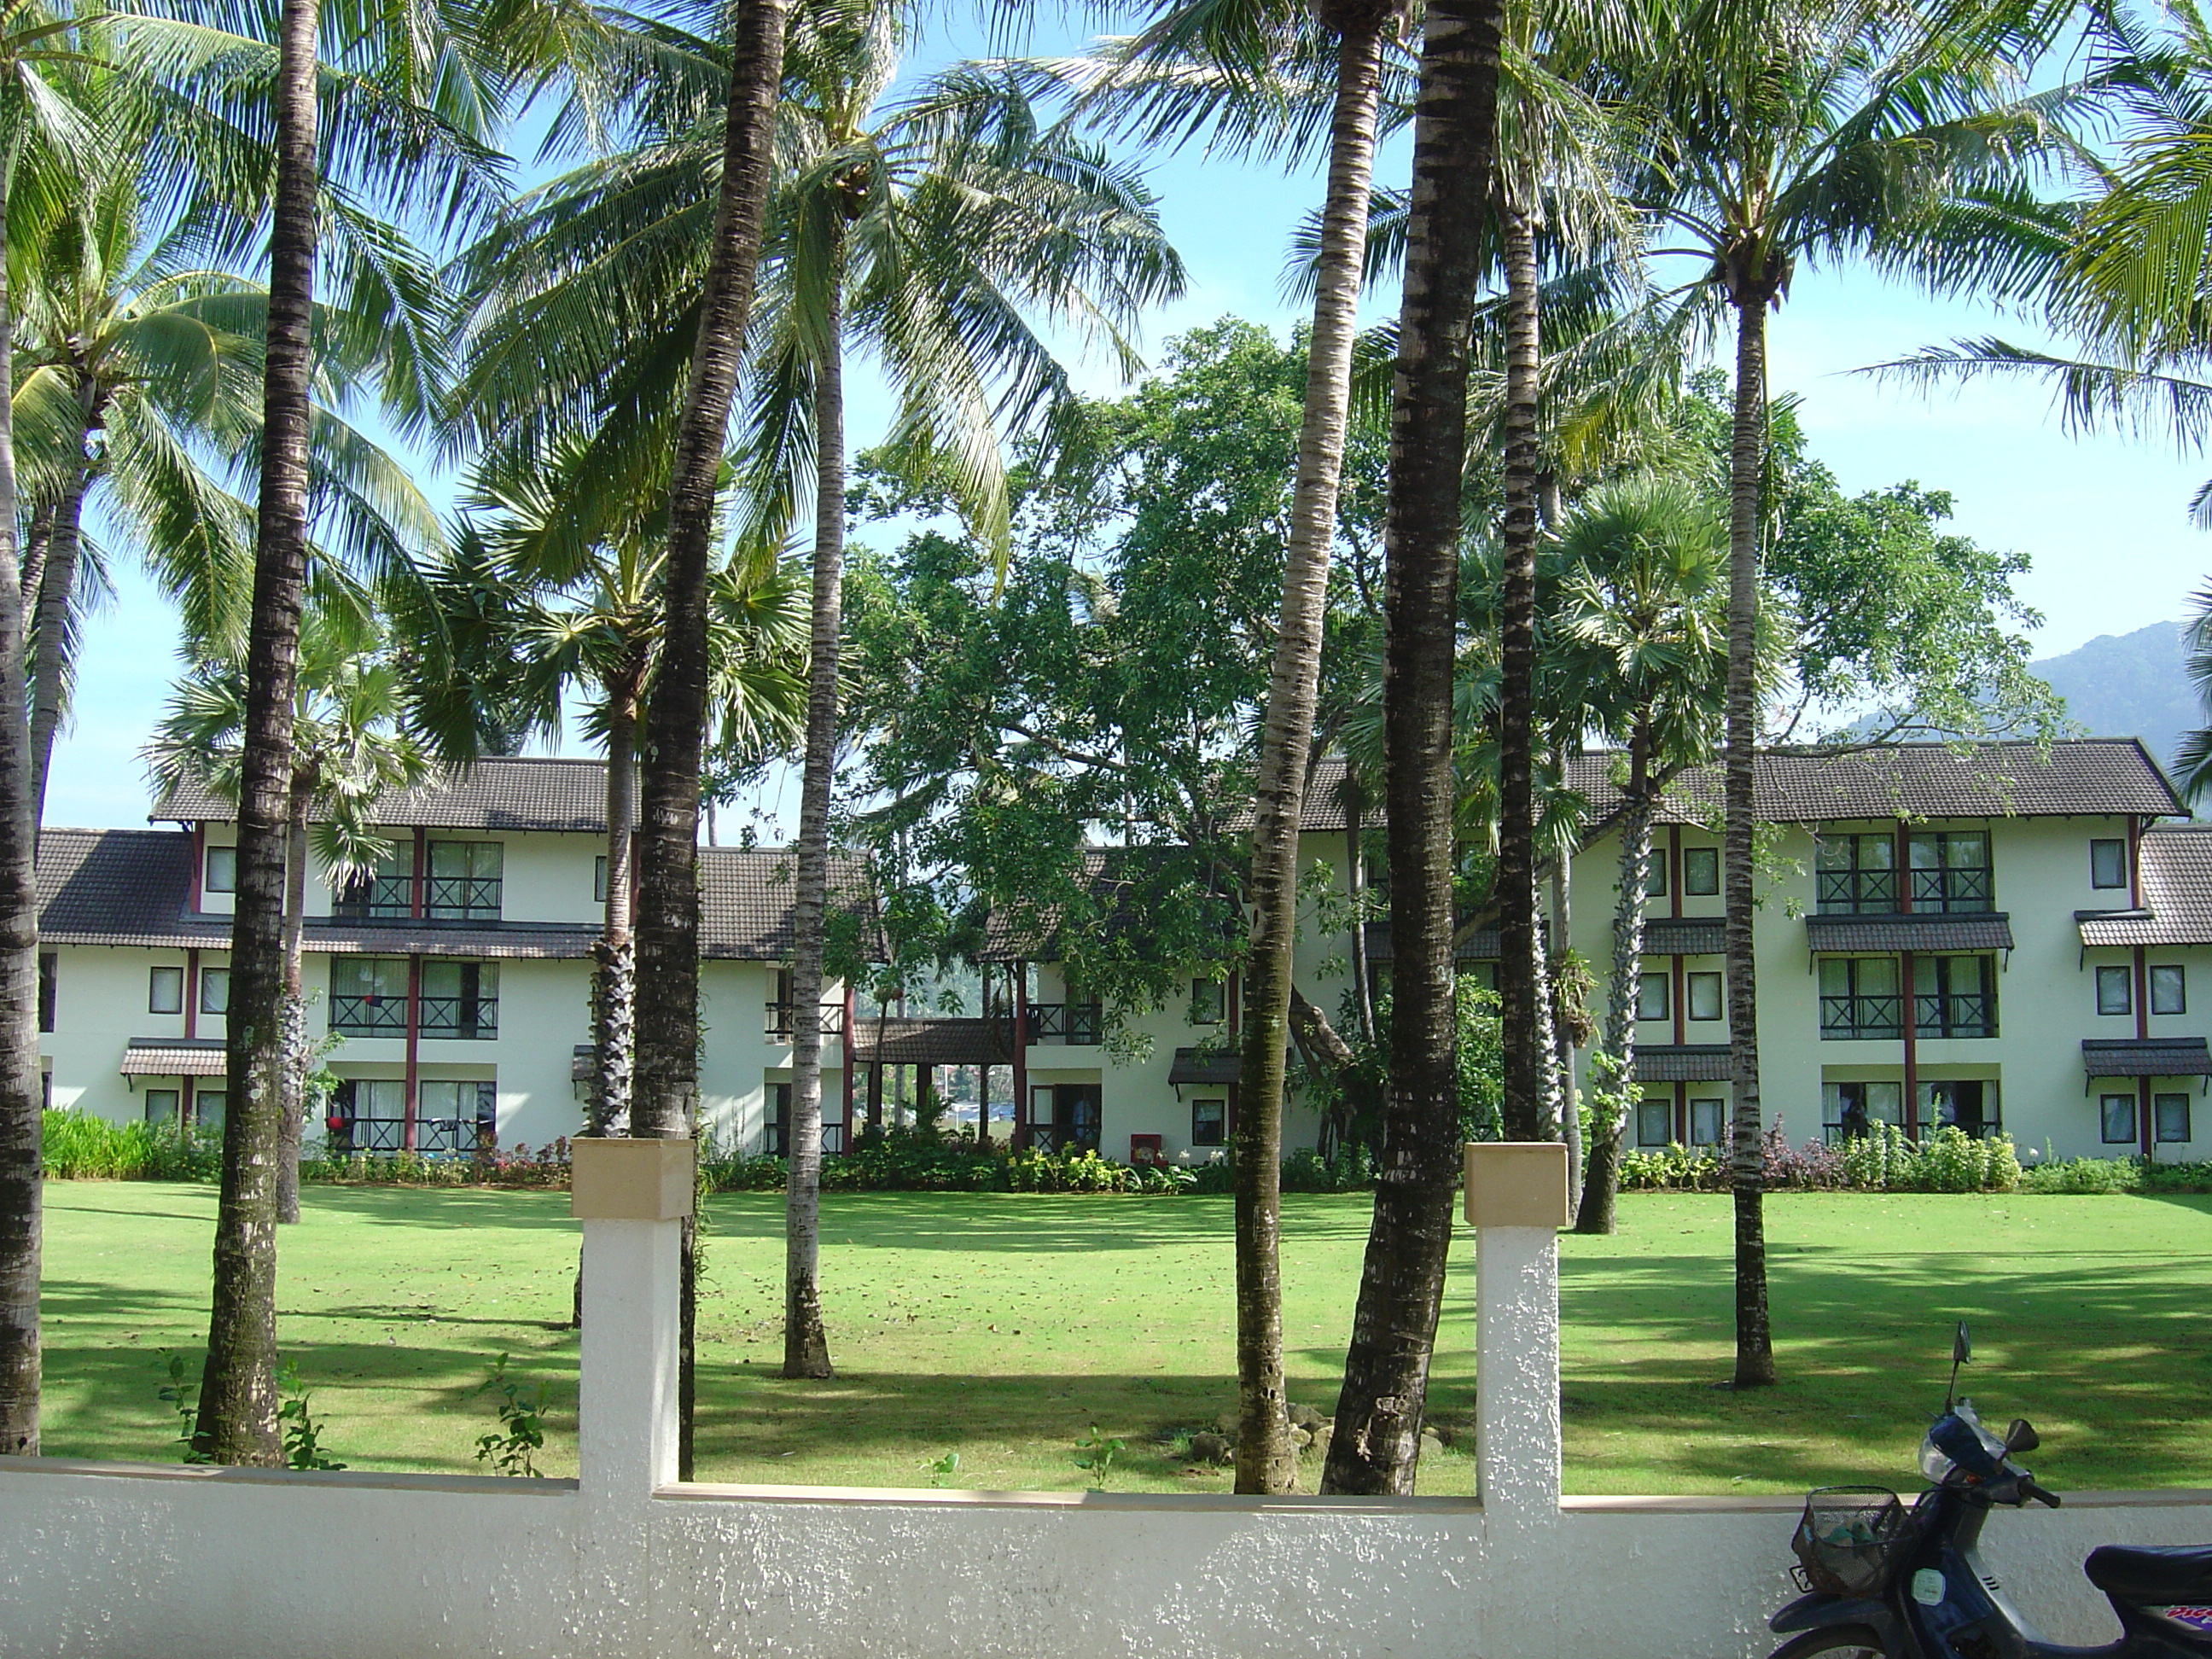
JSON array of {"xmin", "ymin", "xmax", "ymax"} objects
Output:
[
  {"xmin": 1073, "ymin": 1425, "xmax": 1124, "ymax": 1487},
  {"xmin": 278, "ymin": 1360, "xmax": 346, "ymax": 1471},
  {"xmin": 920, "ymin": 1450, "xmax": 961, "ymax": 1487},
  {"xmin": 473, "ymin": 1353, "xmax": 547, "ymax": 1477},
  {"xmin": 157, "ymin": 1350, "xmax": 209, "ymax": 1463}
]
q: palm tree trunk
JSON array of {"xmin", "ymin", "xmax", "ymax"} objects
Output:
[
  {"xmin": 783, "ymin": 225, "xmax": 846, "ymax": 1384},
  {"xmin": 1493, "ymin": 191, "xmax": 1545, "ymax": 1142},
  {"xmin": 1322, "ymin": 0, "xmax": 1504, "ymax": 1499},
  {"xmin": 28, "ymin": 396, "xmax": 94, "ymax": 830},
  {"xmin": 591, "ymin": 693, "xmax": 637, "ymax": 1136},
  {"xmin": 1549, "ymin": 852, "xmax": 1579, "ymax": 1185},
  {"xmin": 629, "ymin": 0, "xmax": 788, "ymax": 1486},
  {"xmin": 1575, "ymin": 731, "xmax": 1654, "ymax": 1235},
  {"xmin": 17, "ymin": 504, "xmax": 50, "ymax": 650},
  {"xmin": 275, "ymin": 774, "xmax": 310, "ymax": 1225},
  {"xmin": 1235, "ymin": 1, "xmax": 1389, "ymax": 1499},
  {"xmin": 195, "ymin": 0, "xmax": 322, "ymax": 1466},
  {"xmin": 1725, "ymin": 291, "xmax": 1776, "ymax": 1388},
  {"xmin": 0, "ymin": 131, "xmax": 45, "ymax": 1457}
]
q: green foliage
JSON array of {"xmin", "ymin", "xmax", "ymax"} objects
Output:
[
  {"xmin": 472, "ymin": 1355, "xmax": 546, "ymax": 1478},
  {"xmin": 1619, "ymin": 1143, "xmax": 1729, "ymax": 1192},
  {"xmin": 44, "ymin": 1109, "xmax": 220, "ymax": 1182},
  {"xmin": 300, "ymin": 1141, "xmax": 573, "ymax": 1188},
  {"xmin": 1073, "ymin": 1425, "xmax": 1125, "ymax": 1486},
  {"xmin": 1280, "ymin": 1146, "xmax": 1376, "ymax": 1192},
  {"xmin": 920, "ymin": 1450, "xmax": 961, "ymax": 1487},
  {"xmin": 1625, "ymin": 1126, "xmax": 2026, "ymax": 1193},
  {"xmin": 278, "ymin": 1360, "xmax": 346, "ymax": 1471},
  {"xmin": 158, "ymin": 1351, "xmax": 209, "ymax": 1464}
]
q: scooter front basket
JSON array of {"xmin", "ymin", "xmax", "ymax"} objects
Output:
[{"xmin": 1792, "ymin": 1486, "xmax": 1916, "ymax": 1598}]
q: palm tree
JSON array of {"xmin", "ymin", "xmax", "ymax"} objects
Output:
[
  {"xmin": 1621, "ymin": 0, "xmax": 2067, "ymax": 1388},
  {"xmin": 144, "ymin": 605, "xmax": 428, "ymax": 1225},
  {"xmin": 1551, "ymin": 476, "xmax": 1728, "ymax": 1232},
  {"xmin": 1322, "ymin": 0, "xmax": 1507, "ymax": 1499}
]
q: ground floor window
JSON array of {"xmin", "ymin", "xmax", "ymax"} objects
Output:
[
  {"xmin": 1637, "ymin": 973, "xmax": 1669, "ymax": 1022},
  {"xmin": 1635, "ymin": 1093, "xmax": 1672, "ymax": 1148},
  {"xmin": 415, "ymin": 1080, "xmax": 496, "ymax": 1152},
  {"xmin": 2157, "ymin": 1091, "xmax": 2192, "ymax": 1144},
  {"xmin": 1823, "ymin": 1080, "xmax": 1903, "ymax": 1143},
  {"xmin": 2101, "ymin": 1093, "xmax": 2138, "ymax": 1144},
  {"xmin": 765, "ymin": 1082, "xmax": 790, "ymax": 1157},
  {"xmin": 143, "ymin": 1087, "xmax": 179, "ymax": 1126},
  {"xmin": 1819, "ymin": 958, "xmax": 1901, "ymax": 1039},
  {"xmin": 1190, "ymin": 1097, "xmax": 1226, "ymax": 1146},
  {"xmin": 1689, "ymin": 1097, "xmax": 1726, "ymax": 1147},
  {"xmin": 194, "ymin": 1089, "xmax": 225, "ymax": 1131},
  {"xmin": 1919, "ymin": 1080, "xmax": 2000, "ymax": 1136}
]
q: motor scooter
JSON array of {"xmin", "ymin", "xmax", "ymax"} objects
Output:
[{"xmin": 1770, "ymin": 1323, "xmax": 2212, "ymax": 1659}]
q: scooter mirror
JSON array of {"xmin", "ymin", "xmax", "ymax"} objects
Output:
[
  {"xmin": 1953, "ymin": 1321, "xmax": 1972, "ymax": 1365},
  {"xmin": 2005, "ymin": 1418, "xmax": 2040, "ymax": 1453}
]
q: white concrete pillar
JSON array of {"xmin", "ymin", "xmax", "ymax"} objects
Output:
[
  {"xmin": 1464, "ymin": 1142, "xmax": 1569, "ymax": 1516},
  {"xmin": 572, "ymin": 1137, "xmax": 695, "ymax": 1500}
]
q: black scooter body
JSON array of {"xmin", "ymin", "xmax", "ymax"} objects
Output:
[{"xmin": 1772, "ymin": 1487, "xmax": 2212, "ymax": 1659}]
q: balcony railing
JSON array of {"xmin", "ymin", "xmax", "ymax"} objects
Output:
[
  {"xmin": 328, "ymin": 1115, "xmax": 486, "ymax": 1155},
  {"xmin": 1908, "ymin": 867, "xmax": 1994, "ymax": 914},
  {"xmin": 330, "ymin": 993, "xmax": 406, "ymax": 1036},
  {"xmin": 1817, "ymin": 866, "xmax": 1993, "ymax": 916},
  {"xmin": 329, "ymin": 993, "xmax": 498, "ymax": 1039},
  {"xmin": 1816, "ymin": 869, "xmax": 1897, "ymax": 915},
  {"xmin": 332, "ymin": 876, "xmax": 413, "ymax": 920},
  {"xmin": 332, "ymin": 874, "xmax": 503, "ymax": 922},
  {"xmin": 1914, "ymin": 991, "xmax": 1996, "ymax": 1039},
  {"xmin": 765, "ymin": 1002, "xmax": 848, "ymax": 1039},
  {"xmin": 426, "ymin": 875, "xmax": 502, "ymax": 921},
  {"xmin": 1819, "ymin": 993, "xmax": 1901, "ymax": 1039},
  {"xmin": 1027, "ymin": 1003, "xmax": 1103, "ymax": 1045}
]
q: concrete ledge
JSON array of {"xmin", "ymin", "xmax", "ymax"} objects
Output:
[
  {"xmin": 660, "ymin": 1481, "xmax": 1487, "ymax": 1512},
  {"xmin": 0, "ymin": 1453, "xmax": 579, "ymax": 1495}
]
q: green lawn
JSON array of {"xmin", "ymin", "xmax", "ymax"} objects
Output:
[{"xmin": 37, "ymin": 1182, "xmax": 2212, "ymax": 1494}]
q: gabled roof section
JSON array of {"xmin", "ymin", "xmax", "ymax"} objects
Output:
[
  {"xmin": 1569, "ymin": 741, "xmax": 2185, "ymax": 829},
  {"xmin": 2078, "ymin": 823, "xmax": 2212, "ymax": 947},
  {"xmin": 38, "ymin": 828, "xmax": 221, "ymax": 948},
  {"xmin": 154, "ymin": 756, "xmax": 613, "ymax": 834},
  {"xmin": 701, "ymin": 848, "xmax": 880, "ymax": 961}
]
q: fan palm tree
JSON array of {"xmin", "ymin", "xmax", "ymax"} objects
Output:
[
  {"xmin": 1620, "ymin": 0, "xmax": 2070, "ymax": 1388},
  {"xmin": 144, "ymin": 604, "xmax": 428, "ymax": 1225}
]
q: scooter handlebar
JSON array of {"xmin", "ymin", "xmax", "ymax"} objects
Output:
[{"xmin": 2021, "ymin": 1478, "xmax": 2062, "ymax": 1508}]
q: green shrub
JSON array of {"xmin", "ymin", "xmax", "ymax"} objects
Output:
[
  {"xmin": 42, "ymin": 1109, "xmax": 220, "ymax": 1181},
  {"xmin": 1620, "ymin": 1143, "xmax": 1726, "ymax": 1192}
]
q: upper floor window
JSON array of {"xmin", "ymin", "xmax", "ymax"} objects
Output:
[
  {"xmin": 1912, "ymin": 955, "xmax": 1997, "ymax": 1039},
  {"xmin": 421, "ymin": 960, "xmax": 498, "ymax": 1039},
  {"xmin": 1643, "ymin": 853, "xmax": 1667, "ymax": 898},
  {"xmin": 333, "ymin": 850, "xmax": 412, "ymax": 920},
  {"xmin": 1636, "ymin": 972, "xmax": 1669, "ymax": 1022},
  {"xmin": 199, "ymin": 967, "xmax": 230, "ymax": 1016},
  {"xmin": 428, "ymin": 841, "xmax": 502, "ymax": 920},
  {"xmin": 203, "ymin": 843, "xmax": 236, "ymax": 894},
  {"xmin": 1819, "ymin": 956, "xmax": 1900, "ymax": 1039},
  {"xmin": 1686, "ymin": 971, "xmax": 1724, "ymax": 1022},
  {"xmin": 330, "ymin": 958, "xmax": 406, "ymax": 1033},
  {"xmin": 2096, "ymin": 965, "xmax": 2133, "ymax": 1016},
  {"xmin": 1816, "ymin": 835, "xmax": 1896, "ymax": 914},
  {"xmin": 1190, "ymin": 978, "xmax": 1226, "ymax": 1025},
  {"xmin": 1683, "ymin": 847, "xmax": 1720, "ymax": 896},
  {"xmin": 2152, "ymin": 963, "xmax": 2188, "ymax": 1016},
  {"xmin": 2091, "ymin": 838, "xmax": 2129, "ymax": 890},
  {"xmin": 148, "ymin": 965, "xmax": 183, "ymax": 1015},
  {"xmin": 594, "ymin": 855, "xmax": 609, "ymax": 905},
  {"xmin": 1907, "ymin": 831, "xmax": 1993, "ymax": 913}
]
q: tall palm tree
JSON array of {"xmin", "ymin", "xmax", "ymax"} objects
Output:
[
  {"xmin": 1322, "ymin": 0, "xmax": 1506, "ymax": 1499},
  {"xmin": 1621, "ymin": 0, "xmax": 2067, "ymax": 1388}
]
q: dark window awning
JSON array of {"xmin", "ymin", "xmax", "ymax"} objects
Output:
[
  {"xmin": 571, "ymin": 1045, "xmax": 595, "ymax": 1083},
  {"xmin": 1365, "ymin": 922, "xmax": 1499, "ymax": 963},
  {"xmin": 1805, "ymin": 913, "xmax": 2014, "ymax": 953},
  {"xmin": 1631, "ymin": 1045, "xmax": 1732, "ymax": 1083},
  {"xmin": 850, "ymin": 1017, "xmax": 1013, "ymax": 1068},
  {"xmin": 2082, "ymin": 1038, "xmax": 2212, "ymax": 1078},
  {"xmin": 1168, "ymin": 1047, "xmax": 1242, "ymax": 1087},
  {"xmin": 1644, "ymin": 917, "xmax": 1725, "ymax": 957},
  {"xmin": 120, "ymin": 1038, "xmax": 226, "ymax": 1078}
]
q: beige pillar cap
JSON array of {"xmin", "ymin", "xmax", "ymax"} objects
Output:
[
  {"xmin": 1464, "ymin": 1141, "xmax": 1572, "ymax": 1229},
  {"xmin": 571, "ymin": 1136, "xmax": 696, "ymax": 1220}
]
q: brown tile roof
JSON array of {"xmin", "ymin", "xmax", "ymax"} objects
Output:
[
  {"xmin": 153, "ymin": 756, "xmax": 614, "ymax": 833},
  {"xmin": 701, "ymin": 848, "xmax": 878, "ymax": 960},
  {"xmin": 1167, "ymin": 1046, "xmax": 1242, "ymax": 1086},
  {"xmin": 849, "ymin": 1017, "xmax": 1012, "ymax": 1067},
  {"xmin": 1805, "ymin": 913, "xmax": 2016, "ymax": 953},
  {"xmin": 1365, "ymin": 921, "xmax": 1500, "ymax": 963},
  {"xmin": 1569, "ymin": 741, "xmax": 2185, "ymax": 829},
  {"xmin": 1644, "ymin": 917, "xmax": 1725, "ymax": 957},
  {"xmin": 38, "ymin": 829, "xmax": 222, "ymax": 948},
  {"xmin": 2078, "ymin": 824, "xmax": 2212, "ymax": 947},
  {"xmin": 119, "ymin": 1038, "xmax": 228, "ymax": 1077},
  {"xmin": 1631, "ymin": 1045, "xmax": 1732, "ymax": 1083},
  {"xmin": 2082, "ymin": 1037, "xmax": 2212, "ymax": 1077}
]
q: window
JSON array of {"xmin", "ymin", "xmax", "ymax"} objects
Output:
[
  {"xmin": 1912, "ymin": 955, "xmax": 1996, "ymax": 1038},
  {"xmin": 765, "ymin": 1083, "xmax": 791, "ymax": 1156},
  {"xmin": 1816, "ymin": 834, "xmax": 1897, "ymax": 914},
  {"xmin": 194, "ymin": 1089, "xmax": 225, "ymax": 1130},
  {"xmin": 594, "ymin": 855, "xmax": 609, "ymax": 905},
  {"xmin": 143, "ymin": 1087, "xmax": 179, "ymax": 1126},
  {"xmin": 148, "ymin": 965, "xmax": 183, "ymax": 1016},
  {"xmin": 203, "ymin": 843, "xmax": 236, "ymax": 894},
  {"xmin": 1642, "ymin": 854, "xmax": 1667, "ymax": 898},
  {"xmin": 1689, "ymin": 1097, "xmax": 1726, "ymax": 1147},
  {"xmin": 2102, "ymin": 1093, "xmax": 2139, "ymax": 1145},
  {"xmin": 37, "ymin": 952, "xmax": 55, "ymax": 1033},
  {"xmin": 327, "ymin": 1079, "xmax": 405, "ymax": 1152},
  {"xmin": 427, "ymin": 841, "xmax": 503, "ymax": 920},
  {"xmin": 1191, "ymin": 1097, "xmax": 1227, "ymax": 1146},
  {"xmin": 1461, "ymin": 962, "xmax": 1497, "ymax": 992},
  {"xmin": 1683, "ymin": 847, "xmax": 1720, "ymax": 896},
  {"xmin": 1819, "ymin": 957, "xmax": 1901, "ymax": 1039},
  {"xmin": 415, "ymin": 1080, "xmax": 498, "ymax": 1153},
  {"xmin": 420, "ymin": 960, "xmax": 498, "ymax": 1039},
  {"xmin": 1636, "ymin": 972, "xmax": 1670, "ymax": 1022},
  {"xmin": 2091, "ymin": 838, "xmax": 2128, "ymax": 890},
  {"xmin": 329, "ymin": 958, "xmax": 406, "ymax": 1034},
  {"xmin": 1921, "ymin": 1080, "xmax": 1999, "ymax": 1136},
  {"xmin": 1907, "ymin": 830, "xmax": 1994, "ymax": 913},
  {"xmin": 2096, "ymin": 965, "xmax": 2133, "ymax": 1016},
  {"xmin": 2152, "ymin": 964, "xmax": 2187, "ymax": 1016},
  {"xmin": 2157, "ymin": 1092, "xmax": 2192, "ymax": 1144},
  {"xmin": 1190, "ymin": 979, "xmax": 1226, "ymax": 1026},
  {"xmin": 1822, "ymin": 1080, "xmax": 1904, "ymax": 1144},
  {"xmin": 1635, "ymin": 1096, "xmax": 1673, "ymax": 1148},
  {"xmin": 333, "ymin": 851, "xmax": 412, "ymax": 920},
  {"xmin": 1686, "ymin": 972, "xmax": 1724, "ymax": 1022},
  {"xmin": 198, "ymin": 967, "xmax": 230, "ymax": 1016}
]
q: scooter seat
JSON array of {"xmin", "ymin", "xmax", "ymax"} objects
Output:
[{"xmin": 2086, "ymin": 1545, "xmax": 2212, "ymax": 1604}]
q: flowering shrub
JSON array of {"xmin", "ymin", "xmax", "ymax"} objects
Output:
[{"xmin": 301, "ymin": 1139, "xmax": 573, "ymax": 1188}]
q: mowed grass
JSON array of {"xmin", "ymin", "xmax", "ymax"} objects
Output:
[{"xmin": 36, "ymin": 1182, "xmax": 2212, "ymax": 1494}]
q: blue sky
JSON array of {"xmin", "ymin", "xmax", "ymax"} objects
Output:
[{"xmin": 43, "ymin": 13, "xmax": 2212, "ymax": 830}]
